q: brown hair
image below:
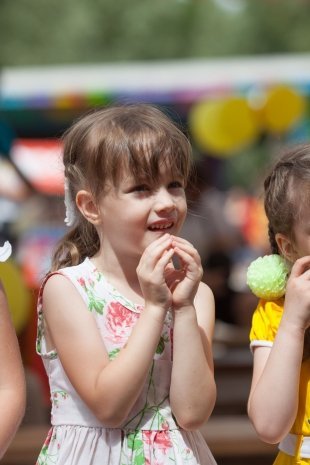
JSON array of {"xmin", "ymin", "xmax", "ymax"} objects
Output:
[
  {"xmin": 51, "ymin": 103, "xmax": 192, "ymax": 271},
  {"xmin": 264, "ymin": 143, "xmax": 310, "ymax": 359}
]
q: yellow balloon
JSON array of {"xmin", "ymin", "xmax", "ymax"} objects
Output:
[
  {"xmin": 0, "ymin": 260, "xmax": 31, "ymax": 334},
  {"xmin": 188, "ymin": 97, "xmax": 259, "ymax": 156},
  {"xmin": 262, "ymin": 86, "xmax": 305, "ymax": 134}
]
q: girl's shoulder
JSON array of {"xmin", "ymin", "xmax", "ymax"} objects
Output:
[
  {"xmin": 44, "ymin": 257, "xmax": 101, "ymax": 285},
  {"xmin": 57, "ymin": 257, "xmax": 96, "ymax": 279},
  {"xmin": 40, "ymin": 258, "xmax": 100, "ymax": 298},
  {"xmin": 249, "ymin": 297, "xmax": 284, "ymax": 346}
]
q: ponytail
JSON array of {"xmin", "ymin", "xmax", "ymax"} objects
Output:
[{"xmin": 50, "ymin": 219, "xmax": 99, "ymax": 272}]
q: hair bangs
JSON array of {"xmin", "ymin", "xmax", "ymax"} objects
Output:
[
  {"xmin": 116, "ymin": 128, "xmax": 191, "ymax": 186},
  {"xmin": 68, "ymin": 104, "xmax": 192, "ymax": 201}
]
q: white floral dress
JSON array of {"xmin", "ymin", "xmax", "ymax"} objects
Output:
[{"xmin": 36, "ymin": 257, "xmax": 217, "ymax": 465}]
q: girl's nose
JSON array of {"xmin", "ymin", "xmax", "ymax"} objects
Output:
[{"xmin": 154, "ymin": 188, "xmax": 175, "ymax": 212}]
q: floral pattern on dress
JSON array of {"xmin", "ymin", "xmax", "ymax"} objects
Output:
[
  {"xmin": 108, "ymin": 347, "xmax": 121, "ymax": 360},
  {"xmin": 51, "ymin": 390, "xmax": 69, "ymax": 408},
  {"xmin": 143, "ymin": 430, "xmax": 173, "ymax": 457},
  {"xmin": 36, "ymin": 429, "xmax": 60, "ymax": 465},
  {"xmin": 77, "ymin": 276, "xmax": 106, "ymax": 314},
  {"xmin": 121, "ymin": 429, "xmax": 195, "ymax": 465},
  {"xmin": 106, "ymin": 301, "xmax": 140, "ymax": 343},
  {"xmin": 35, "ymin": 258, "xmax": 217, "ymax": 465}
]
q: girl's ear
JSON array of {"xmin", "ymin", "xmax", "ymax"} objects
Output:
[
  {"xmin": 275, "ymin": 233, "xmax": 296, "ymax": 263},
  {"xmin": 76, "ymin": 190, "xmax": 101, "ymax": 225}
]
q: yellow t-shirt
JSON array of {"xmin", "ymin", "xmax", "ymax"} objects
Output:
[{"xmin": 250, "ymin": 298, "xmax": 310, "ymax": 437}]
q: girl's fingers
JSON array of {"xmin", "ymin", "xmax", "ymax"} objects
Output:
[
  {"xmin": 154, "ymin": 248, "xmax": 175, "ymax": 274},
  {"xmin": 290, "ymin": 256, "xmax": 310, "ymax": 279},
  {"xmin": 171, "ymin": 236, "xmax": 194, "ymax": 248},
  {"xmin": 140, "ymin": 235, "xmax": 173, "ymax": 267},
  {"xmin": 171, "ymin": 239, "xmax": 200, "ymax": 265},
  {"xmin": 164, "ymin": 260, "xmax": 175, "ymax": 273},
  {"xmin": 138, "ymin": 245, "xmax": 174, "ymax": 278},
  {"xmin": 173, "ymin": 246, "xmax": 202, "ymax": 276}
]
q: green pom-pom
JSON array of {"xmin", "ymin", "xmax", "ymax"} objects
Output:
[{"xmin": 246, "ymin": 254, "xmax": 290, "ymax": 300}]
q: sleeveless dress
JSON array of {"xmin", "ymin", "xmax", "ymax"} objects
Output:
[
  {"xmin": 250, "ymin": 298, "xmax": 310, "ymax": 465},
  {"xmin": 36, "ymin": 257, "xmax": 217, "ymax": 465}
]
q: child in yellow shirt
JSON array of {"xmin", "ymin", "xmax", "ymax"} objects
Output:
[{"xmin": 248, "ymin": 144, "xmax": 310, "ymax": 464}]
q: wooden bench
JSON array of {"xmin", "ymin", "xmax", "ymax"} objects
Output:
[{"xmin": 1, "ymin": 416, "xmax": 277, "ymax": 465}]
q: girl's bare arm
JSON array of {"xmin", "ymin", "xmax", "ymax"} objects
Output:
[
  {"xmin": 170, "ymin": 282, "xmax": 216, "ymax": 430},
  {"xmin": 248, "ymin": 257, "xmax": 310, "ymax": 443},
  {"xmin": 248, "ymin": 330, "xmax": 303, "ymax": 443},
  {"xmin": 0, "ymin": 283, "xmax": 26, "ymax": 459}
]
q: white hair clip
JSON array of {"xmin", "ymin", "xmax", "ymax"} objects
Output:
[
  {"xmin": 64, "ymin": 178, "xmax": 76, "ymax": 227},
  {"xmin": 0, "ymin": 241, "xmax": 12, "ymax": 262}
]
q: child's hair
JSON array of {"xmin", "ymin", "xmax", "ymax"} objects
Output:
[
  {"xmin": 264, "ymin": 144, "xmax": 310, "ymax": 254},
  {"xmin": 263, "ymin": 143, "xmax": 310, "ymax": 359},
  {"xmin": 51, "ymin": 103, "xmax": 193, "ymax": 272}
]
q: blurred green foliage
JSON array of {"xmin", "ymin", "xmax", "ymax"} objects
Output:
[{"xmin": 0, "ymin": 0, "xmax": 310, "ymax": 66}]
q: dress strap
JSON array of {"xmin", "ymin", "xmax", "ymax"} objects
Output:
[{"xmin": 36, "ymin": 271, "xmax": 64, "ymax": 357}]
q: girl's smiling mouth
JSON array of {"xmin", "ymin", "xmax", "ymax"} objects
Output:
[{"xmin": 148, "ymin": 221, "xmax": 174, "ymax": 231}]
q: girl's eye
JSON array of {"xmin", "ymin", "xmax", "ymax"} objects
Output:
[
  {"xmin": 169, "ymin": 181, "xmax": 184, "ymax": 189},
  {"xmin": 132, "ymin": 184, "xmax": 150, "ymax": 192}
]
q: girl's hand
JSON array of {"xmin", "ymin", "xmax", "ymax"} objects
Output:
[
  {"xmin": 137, "ymin": 234, "xmax": 174, "ymax": 311},
  {"xmin": 164, "ymin": 236, "xmax": 203, "ymax": 310},
  {"xmin": 283, "ymin": 255, "xmax": 310, "ymax": 331}
]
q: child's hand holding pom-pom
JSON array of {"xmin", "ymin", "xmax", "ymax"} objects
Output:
[{"xmin": 246, "ymin": 254, "xmax": 290, "ymax": 300}]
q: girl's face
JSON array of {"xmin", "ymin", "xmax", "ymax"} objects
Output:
[
  {"xmin": 291, "ymin": 215, "xmax": 310, "ymax": 260},
  {"xmin": 96, "ymin": 163, "xmax": 187, "ymax": 260},
  {"xmin": 277, "ymin": 208, "xmax": 310, "ymax": 263}
]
